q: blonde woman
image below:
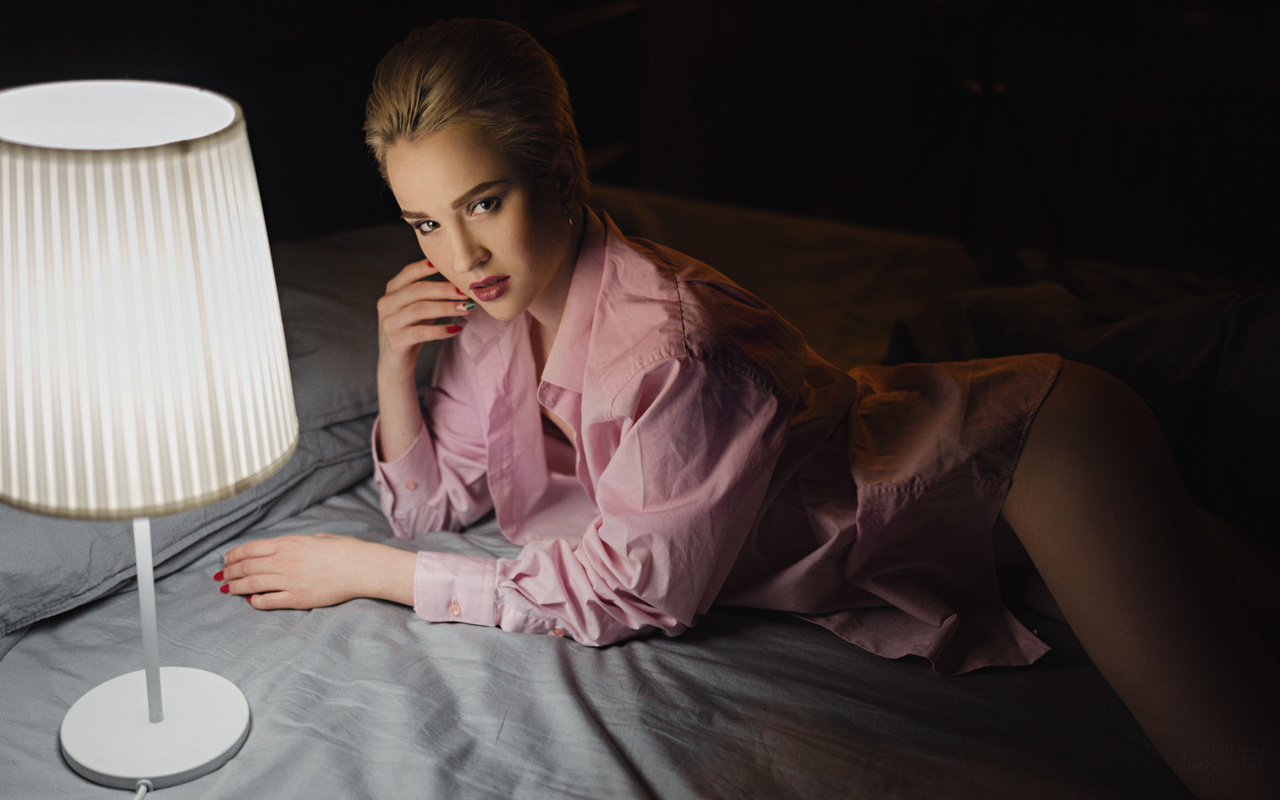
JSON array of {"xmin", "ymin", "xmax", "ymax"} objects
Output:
[{"xmin": 220, "ymin": 19, "xmax": 1278, "ymax": 799}]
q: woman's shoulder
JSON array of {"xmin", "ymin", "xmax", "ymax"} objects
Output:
[{"xmin": 590, "ymin": 227, "xmax": 809, "ymax": 399}]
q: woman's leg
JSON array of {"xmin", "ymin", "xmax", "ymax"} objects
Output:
[
  {"xmin": 1001, "ymin": 361, "xmax": 1280, "ymax": 800},
  {"xmin": 1198, "ymin": 508, "xmax": 1280, "ymax": 657}
]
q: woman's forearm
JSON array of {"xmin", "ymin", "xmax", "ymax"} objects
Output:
[{"xmin": 378, "ymin": 364, "xmax": 425, "ymax": 463}]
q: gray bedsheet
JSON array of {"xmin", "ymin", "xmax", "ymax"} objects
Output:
[{"xmin": 0, "ymin": 479, "xmax": 1187, "ymax": 799}]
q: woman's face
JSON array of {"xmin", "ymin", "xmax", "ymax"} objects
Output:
[{"xmin": 385, "ymin": 125, "xmax": 576, "ymax": 327}]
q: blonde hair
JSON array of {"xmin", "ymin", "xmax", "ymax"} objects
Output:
[{"xmin": 364, "ymin": 18, "xmax": 588, "ymax": 206}]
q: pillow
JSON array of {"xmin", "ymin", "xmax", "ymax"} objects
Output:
[{"xmin": 0, "ymin": 223, "xmax": 434, "ymax": 640}]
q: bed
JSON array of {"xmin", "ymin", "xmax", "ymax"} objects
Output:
[{"xmin": 3, "ymin": 182, "xmax": 1274, "ymax": 799}]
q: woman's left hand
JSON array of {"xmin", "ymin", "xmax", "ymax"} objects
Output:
[{"xmin": 217, "ymin": 534, "xmax": 416, "ymax": 610}]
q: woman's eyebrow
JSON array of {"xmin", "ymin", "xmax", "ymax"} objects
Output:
[
  {"xmin": 399, "ymin": 179, "xmax": 510, "ymax": 220},
  {"xmin": 450, "ymin": 179, "xmax": 509, "ymax": 210}
]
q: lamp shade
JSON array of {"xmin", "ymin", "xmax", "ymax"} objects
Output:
[{"xmin": 0, "ymin": 80, "xmax": 298, "ymax": 520}]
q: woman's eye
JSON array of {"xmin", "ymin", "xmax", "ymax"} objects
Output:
[
  {"xmin": 471, "ymin": 197, "xmax": 500, "ymax": 215},
  {"xmin": 413, "ymin": 220, "xmax": 438, "ymax": 235}
]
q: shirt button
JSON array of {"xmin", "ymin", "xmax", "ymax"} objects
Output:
[
  {"xmin": 447, "ymin": 602, "xmax": 462, "ymax": 617},
  {"xmin": 552, "ymin": 627, "xmax": 566, "ymax": 637},
  {"xmin": 404, "ymin": 480, "xmax": 418, "ymax": 491}
]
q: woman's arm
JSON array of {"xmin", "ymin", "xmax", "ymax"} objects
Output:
[
  {"xmin": 374, "ymin": 336, "xmax": 495, "ymax": 537},
  {"xmin": 374, "ymin": 255, "xmax": 494, "ymax": 536}
]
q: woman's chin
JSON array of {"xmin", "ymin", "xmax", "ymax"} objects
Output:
[{"xmin": 476, "ymin": 301, "xmax": 522, "ymax": 322}]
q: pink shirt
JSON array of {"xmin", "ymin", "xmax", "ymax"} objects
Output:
[{"xmin": 374, "ymin": 209, "xmax": 1053, "ymax": 673}]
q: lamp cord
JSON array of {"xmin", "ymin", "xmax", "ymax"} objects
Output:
[{"xmin": 134, "ymin": 780, "xmax": 153, "ymax": 798}]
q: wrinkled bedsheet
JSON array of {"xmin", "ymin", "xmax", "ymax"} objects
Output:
[{"xmin": 0, "ymin": 480, "xmax": 1188, "ymax": 799}]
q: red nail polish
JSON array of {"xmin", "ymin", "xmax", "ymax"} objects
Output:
[
  {"xmin": 220, "ymin": 584, "xmax": 230, "ymax": 594},
  {"xmin": 446, "ymin": 325, "xmax": 463, "ymax": 334},
  {"xmin": 213, "ymin": 570, "xmax": 224, "ymax": 581}
]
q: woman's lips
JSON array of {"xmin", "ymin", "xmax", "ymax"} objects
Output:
[{"xmin": 470, "ymin": 275, "xmax": 510, "ymax": 303}]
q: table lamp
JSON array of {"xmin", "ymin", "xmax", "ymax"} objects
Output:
[{"xmin": 0, "ymin": 80, "xmax": 298, "ymax": 790}]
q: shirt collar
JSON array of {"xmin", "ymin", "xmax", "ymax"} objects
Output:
[{"xmin": 539, "ymin": 206, "xmax": 608, "ymax": 393}]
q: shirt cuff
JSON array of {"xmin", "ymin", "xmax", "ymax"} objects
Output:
[
  {"xmin": 372, "ymin": 416, "xmax": 431, "ymax": 474},
  {"xmin": 413, "ymin": 550, "xmax": 497, "ymax": 627},
  {"xmin": 372, "ymin": 418, "xmax": 437, "ymax": 536}
]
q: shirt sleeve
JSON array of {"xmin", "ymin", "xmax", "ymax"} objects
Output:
[
  {"xmin": 409, "ymin": 355, "xmax": 793, "ymax": 644},
  {"xmin": 372, "ymin": 343, "xmax": 493, "ymax": 538}
]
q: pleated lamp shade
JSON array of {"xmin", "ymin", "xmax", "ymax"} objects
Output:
[{"xmin": 0, "ymin": 80, "xmax": 298, "ymax": 520}]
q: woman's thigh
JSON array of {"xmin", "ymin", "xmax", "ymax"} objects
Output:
[{"xmin": 1002, "ymin": 359, "xmax": 1280, "ymax": 799}]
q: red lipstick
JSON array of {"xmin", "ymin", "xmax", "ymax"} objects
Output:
[{"xmin": 470, "ymin": 275, "xmax": 510, "ymax": 303}]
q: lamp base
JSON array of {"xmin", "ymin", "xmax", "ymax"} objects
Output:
[{"xmin": 60, "ymin": 667, "xmax": 251, "ymax": 789}]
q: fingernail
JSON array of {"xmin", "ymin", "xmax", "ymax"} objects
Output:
[
  {"xmin": 455, "ymin": 287, "xmax": 466, "ymax": 297},
  {"xmin": 220, "ymin": 584, "xmax": 230, "ymax": 594},
  {"xmin": 446, "ymin": 325, "xmax": 463, "ymax": 334},
  {"xmin": 213, "ymin": 570, "xmax": 224, "ymax": 581},
  {"xmin": 459, "ymin": 300, "xmax": 476, "ymax": 311}
]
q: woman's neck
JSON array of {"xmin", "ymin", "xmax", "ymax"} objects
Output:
[{"xmin": 527, "ymin": 203, "xmax": 586, "ymax": 371}]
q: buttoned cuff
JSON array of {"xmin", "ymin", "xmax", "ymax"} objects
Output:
[
  {"xmin": 371, "ymin": 418, "xmax": 438, "ymax": 539},
  {"xmin": 372, "ymin": 417, "xmax": 432, "ymax": 485},
  {"xmin": 413, "ymin": 551, "xmax": 497, "ymax": 627}
]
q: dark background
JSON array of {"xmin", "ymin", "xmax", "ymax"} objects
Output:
[{"xmin": 3, "ymin": 1, "xmax": 1275, "ymax": 284}]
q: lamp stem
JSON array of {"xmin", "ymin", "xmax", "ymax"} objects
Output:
[{"xmin": 131, "ymin": 517, "xmax": 164, "ymax": 723}]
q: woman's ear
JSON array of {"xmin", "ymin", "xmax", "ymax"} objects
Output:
[{"xmin": 550, "ymin": 144, "xmax": 578, "ymax": 207}]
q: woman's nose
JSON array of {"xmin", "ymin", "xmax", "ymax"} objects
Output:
[{"xmin": 451, "ymin": 229, "xmax": 490, "ymax": 273}]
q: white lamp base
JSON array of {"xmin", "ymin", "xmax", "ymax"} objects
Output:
[{"xmin": 60, "ymin": 666, "xmax": 251, "ymax": 789}]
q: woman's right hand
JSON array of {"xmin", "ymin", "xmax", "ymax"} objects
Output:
[
  {"xmin": 375, "ymin": 258, "xmax": 473, "ymax": 462},
  {"xmin": 376, "ymin": 257, "xmax": 472, "ymax": 377}
]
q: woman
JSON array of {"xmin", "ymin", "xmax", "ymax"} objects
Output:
[{"xmin": 219, "ymin": 19, "xmax": 1278, "ymax": 798}]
